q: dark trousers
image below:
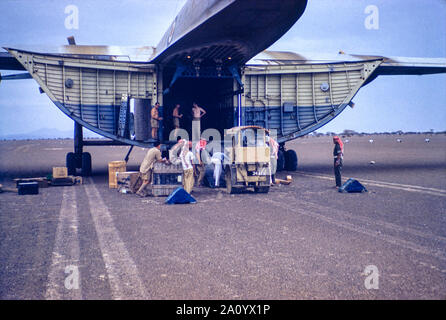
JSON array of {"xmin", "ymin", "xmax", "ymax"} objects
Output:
[{"xmin": 334, "ymin": 159, "xmax": 343, "ymax": 187}]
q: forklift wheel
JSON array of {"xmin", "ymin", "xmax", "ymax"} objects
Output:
[{"xmin": 225, "ymin": 169, "xmax": 239, "ymax": 194}]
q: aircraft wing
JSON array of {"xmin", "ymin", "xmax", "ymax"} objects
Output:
[
  {"xmin": 0, "ymin": 51, "xmax": 25, "ymax": 71},
  {"xmin": 248, "ymin": 51, "xmax": 446, "ymax": 76},
  {"xmin": 367, "ymin": 56, "xmax": 446, "ymax": 76}
]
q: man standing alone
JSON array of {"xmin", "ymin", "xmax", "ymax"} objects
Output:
[
  {"xmin": 191, "ymin": 102, "xmax": 206, "ymax": 142},
  {"xmin": 151, "ymin": 102, "xmax": 163, "ymax": 140},
  {"xmin": 172, "ymin": 104, "xmax": 183, "ymax": 140},
  {"xmin": 333, "ymin": 136, "xmax": 344, "ymax": 188},
  {"xmin": 267, "ymin": 136, "xmax": 279, "ymax": 185}
]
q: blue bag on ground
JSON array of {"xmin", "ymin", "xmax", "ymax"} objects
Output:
[
  {"xmin": 338, "ymin": 178, "xmax": 367, "ymax": 193},
  {"xmin": 165, "ymin": 187, "xmax": 197, "ymax": 204}
]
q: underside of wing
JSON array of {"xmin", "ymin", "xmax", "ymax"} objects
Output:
[
  {"xmin": 0, "ymin": 51, "xmax": 26, "ymax": 71},
  {"xmin": 152, "ymin": 0, "xmax": 308, "ymax": 66}
]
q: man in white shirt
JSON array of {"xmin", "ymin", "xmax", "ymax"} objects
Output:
[
  {"xmin": 211, "ymin": 152, "xmax": 228, "ymax": 188},
  {"xmin": 180, "ymin": 141, "xmax": 195, "ymax": 194},
  {"xmin": 267, "ymin": 136, "xmax": 279, "ymax": 185}
]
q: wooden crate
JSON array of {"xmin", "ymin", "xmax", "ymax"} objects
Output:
[
  {"xmin": 108, "ymin": 161, "xmax": 127, "ymax": 188},
  {"xmin": 151, "ymin": 163, "xmax": 182, "ymax": 197},
  {"xmin": 153, "ymin": 162, "xmax": 183, "ymax": 174}
]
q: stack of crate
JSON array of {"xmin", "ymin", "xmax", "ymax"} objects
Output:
[{"xmin": 151, "ymin": 162, "xmax": 183, "ymax": 197}]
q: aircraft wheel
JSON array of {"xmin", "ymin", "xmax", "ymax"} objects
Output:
[
  {"xmin": 66, "ymin": 152, "xmax": 76, "ymax": 176},
  {"xmin": 277, "ymin": 150, "xmax": 285, "ymax": 172},
  {"xmin": 81, "ymin": 152, "xmax": 92, "ymax": 176},
  {"xmin": 285, "ymin": 149, "xmax": 298, "ymax": 171}
]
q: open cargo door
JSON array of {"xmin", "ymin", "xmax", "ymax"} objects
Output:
[
  {"xmin": 7, "ymin": 48, "xmax": 157, "ymax": 145},
  {"xmin": 242, "ymin": 59, "xmax": 383, "ymax": 143}
]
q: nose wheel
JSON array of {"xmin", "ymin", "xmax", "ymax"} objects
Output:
[{"xmin": 66, "ymin": 152, "xmax": 92, "ymax": 176}]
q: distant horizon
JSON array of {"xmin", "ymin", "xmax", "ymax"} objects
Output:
[{"xmin": 1, "ymin": 127, "xmax": 445, "ymax": 141}]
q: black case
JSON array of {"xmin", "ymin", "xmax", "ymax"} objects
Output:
[{"xmin": 18, "ymin": 182, "xmax": 39, "ymax": 195}]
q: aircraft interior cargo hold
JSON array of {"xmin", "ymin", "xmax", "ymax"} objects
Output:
[{"xmin": 162, "ymin": 75, "xmax": 235, "ymax": 141}]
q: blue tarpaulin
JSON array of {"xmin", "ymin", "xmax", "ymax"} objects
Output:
[
  {"xmin": 165, "ymin": 187, "xmax": 197, "ymax": 204},
  {"xmin": 338, "ymin": 178, "xmax": 368, "ymax": 193}
]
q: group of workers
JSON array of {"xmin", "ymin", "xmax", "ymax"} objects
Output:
[
  {"xmin": 136, "ymin": 137, "xmax": 281, "ymax": 197},
  {"xmin": 141, "ymin": 102, "xmax": 345, "ymax": 196},
  {"xmin": 150, "ymin": 102, "xmax": 206, "ymax": 141},
  {"xmin": 135, "ymin": 138, "xmax": 227, "ymax": 196}
]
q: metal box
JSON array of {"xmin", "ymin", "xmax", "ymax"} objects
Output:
[{"xmin": 18, "ymin": 182, "xmax": 39, "ymax": 195}]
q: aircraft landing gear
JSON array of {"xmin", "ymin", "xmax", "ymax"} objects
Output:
[
  {"xmin": 66, "ymin": 122, "xmax": 92, "ymax": 176},
  {"xmin": 284, "ymin": 149, "xmax": 298, "ymax": 171},
  {"xmin": 277, "ymin": 143, "xmax": 298, "ymax": 172}
]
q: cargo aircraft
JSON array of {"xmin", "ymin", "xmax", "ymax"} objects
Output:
[{"xmin": 1, "ymin": 0, "xmax": 445, "ymax": 175}]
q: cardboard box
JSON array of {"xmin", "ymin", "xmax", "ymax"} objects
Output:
[
  {"xmin": 117, "ymin": 171, "xmax": 139, "ymax": 186},
  {"xmin": 116, "ymin": 171, "xmax": 140, "ymax": 193},
  {"xmin": 53, "ymin": 167, "xmax": 68, "ymax": 178},
  {"xmin": 109, "ymin": 161, "xmax": 127, "ymax": 188}
]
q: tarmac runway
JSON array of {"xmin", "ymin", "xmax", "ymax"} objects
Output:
[{"xmin": 0, "ymin": 134, "xmax": 445, "ymax": 300}]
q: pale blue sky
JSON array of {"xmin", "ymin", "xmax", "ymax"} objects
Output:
[{"xmin": 0, "ymin": 0, "xmax": 445, "ymax": 136}]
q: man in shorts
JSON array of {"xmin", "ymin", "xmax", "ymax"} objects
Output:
[
  {"xmin": 136, "ymin": 141, "xmax": 168, "ymax": 196},
  {"xmin": 172, "ymin": 104, "xmax": 183, "ymax": 140},
  {"xmin": 151, "ymin": 102, "xmax": 163, "ymax": 140}
]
